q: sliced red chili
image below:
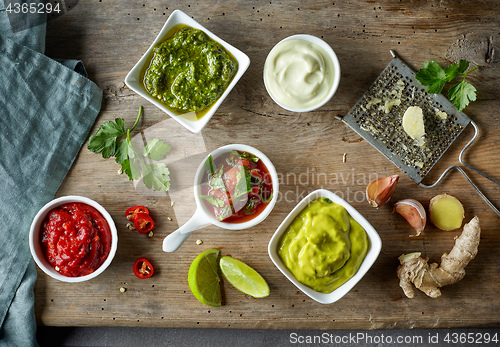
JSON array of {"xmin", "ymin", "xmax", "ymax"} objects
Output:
[
  {"xmin": 133, "ymin": 212, "xmax": 155, "ymax": 234},
  {"xmin": 125, "ymin": 205, "xmax": 149, "ymax": 221},
  {"xmin": 133, "ymin": 257, "xmax": 154, "ymax": 279}
]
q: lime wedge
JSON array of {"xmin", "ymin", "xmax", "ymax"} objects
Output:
[
  {"xmin": 188, "ymin": 249, "xmax": 221, "ymax": 307},
  {"xmin": 219, "ymin": 256, "xmax": 270, "ymax": 298}
]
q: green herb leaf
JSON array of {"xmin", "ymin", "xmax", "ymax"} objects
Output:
[
  {"xmin": 261, "ymin": 187, "xmax": 273, "ymax": 203},
  {"xmin": 121, "ymin": 157, "xmax": 142, "ymax": 181},
  {"xmin": 209, "ymin": 176, "xmax": 225, "ymax": 190},
  {"xmin": 143, "ymin": 138, "xmax": 171, "ymax": 160},
  {"xmin": 204, "ymin": 155, "xmax": 215, "ymax": 175},
  {"xmin": 230, "ymin": 150, "xmax": 259, "ymax": 163},
  {"xmin": 115, "ymin": 137, "xmax": 135, "ymax": 165},
  {"xmin": 87, "ymin": 118, "xmax": 127, "ymax": 158},
  {"xmin": 415, "ymin": 61, "xmax": 447, "ymax": 94},
  {"xmin": 208, "ymin": 165, "xmax": 225, "ymax": 190},
  {"xmin": 457, "ymin": 60, "xmax": 470, "ymax": 74},
  {"xmin": 232, "ymin": 166, "xmax": 251, "ymax": 199},
  {"xmin": 448, "ymin": 80, "xmax": 477, "ymax": 112},
  {"xmin": 216, "ymin": 205, "xmax": 233, "ymax": 221},
  {"xmin": 142, "ymin": 163, "xmax": 171, "ymax": 191},
  {"xmin": 416, "ymin": 59, "xmax": 478, "ymax": 111},
  {"xmin": 444, "ymin": 60, "xmax": 469, "ymax": 82},
  {"xmin": 444, "ymin": 65, "xmax": 460, "ymax": 82},
  {"xmin": 249, "ymin": 153, "xmax": 259, "ymax": 162},
  {"xmin": 87, "ymin": 107, "xmax": 171, "ymax": 191},
  {"xmin": 199, "ymin": 194, "xmax": 225, "ymax": 208}
]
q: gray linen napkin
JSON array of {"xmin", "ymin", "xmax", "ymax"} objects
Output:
[{"xmin": 0, "ymin": 3, "xmax": 103, "ymax": 345}]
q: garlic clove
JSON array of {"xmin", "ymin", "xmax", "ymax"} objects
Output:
[
  {"xmin": 402, "ymin": 106, "xmax": 426, "ymax": 146},
  {"xmin": 366, "ymin": 175, "xmax": 400, "ymax": 207},
  {"xmin": 394, "ymin": 199, "xmax": 427, "ymax": 237}
]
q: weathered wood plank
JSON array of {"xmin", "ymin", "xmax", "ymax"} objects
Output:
[{"xmin": 35, "ymin": 0, "xmax": 500, "ymax": 329}]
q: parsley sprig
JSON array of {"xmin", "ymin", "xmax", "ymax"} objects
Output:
[
  {"xmin": 415, "ymin": 60, "xmax": 478, "ymax": 112},
  {"xmin": 87, "ymin": 106, "xmax": 171, "ymax": 191}
]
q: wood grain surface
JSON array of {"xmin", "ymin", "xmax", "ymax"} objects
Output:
[{"xmin": 35, "ymin": 0, "xmax": 500, "ymax": 329}]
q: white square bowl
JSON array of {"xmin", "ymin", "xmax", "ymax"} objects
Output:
[
  {"xmin": 268, "ymin": 189, "xmax": 382, "ymax": 304},
  {"xmin": 125, "ymin": 10, "xmax": 250, "ymax": 133}
]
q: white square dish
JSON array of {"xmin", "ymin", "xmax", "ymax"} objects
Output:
[
  {"xmin": 268, "ymin": 189, "xmax": 382, "ymax": 304},
  {"xmin": 125, "ymin": 10, "xmax": 250, "ymax": 133}
]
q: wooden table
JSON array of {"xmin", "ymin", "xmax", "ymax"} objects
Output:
[{"xmin": 36, "ymin": 0, "xmax": 500, "ymax": 329}]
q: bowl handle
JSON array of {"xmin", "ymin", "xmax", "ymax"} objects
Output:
[{"xmin": 162, "ymin": 208, "xmax": 210, "ymax": 252}]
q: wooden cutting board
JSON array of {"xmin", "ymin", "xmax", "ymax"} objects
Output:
[{"xmin": 35, "ymin": 0, "xmax": 500, "ymax": 329}]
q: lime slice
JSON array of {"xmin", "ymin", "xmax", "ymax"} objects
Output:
[
  {"xmin": 219, "ymin": 256, "xmax": 270, "ymax": 298},
  {"xmin": 188, "ymin": 249, "xmax": 221, "ymax": 307}
]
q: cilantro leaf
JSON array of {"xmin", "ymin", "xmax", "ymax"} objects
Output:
[
  {"xmin": 88, "ymin": 106, "xmax": 172, "ymax": 192},
  {"xmin": 444, "ymin": 60, "xmax": 469, "ymax": 82},
  {"xmin": 457, "ymin": 59, "xmax": 470, "ymax": 74},
  {"xmin": 121, "ymin": 157, "xmax": 142, "ymax": 181},
  {"xmin": 444, "ymin": 64, "xmax": 461, "ymax": 82},
  {"xmin": 143, "ymin": 138, "xmax": 170, "ymax": 160},
  {"xmin": 115, "ymin": 137, "xmax": 135, "ymax": 164},
  {"xmin": 87, "ymin": 118, "xmax": 126, "ymax": 158},
  {"xmin": 416, "ymin": 59, "xmax": 478, "ymax": 111},
  {"xmin": 142, "ymin": 163, "xmax": 171, "ymax": 191},
  {"xmin": 448, "ymin": 80, "xmax": 477, "ymax": 112},
  {"xmin": 415, "ymin": 61, "xmax": 447, "ymax": 94}
]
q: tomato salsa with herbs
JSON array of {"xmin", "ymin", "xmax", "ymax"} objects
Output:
[
  {"xmin": 40, "ymin": 202, "xmax": 112, "ymax": 277},
  {"xmin": 143, "ymin": 25, "xmax": 238, "ymax": 115},
  {"xmin": 199, "ymin": 150, "xmax": 273, "ymax": 223}
]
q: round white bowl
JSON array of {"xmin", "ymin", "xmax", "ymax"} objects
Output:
[
  {"xmin": 29, "ymin": 196, "xmax": 118, "ymax": 283},
  {"xmin": 268, "ymin": 189, "xmax": 381, "ymax": 304},
  {"xmin": 263, "ymin": 34, "xmax": 341, "ymax": 113},
  {"xmin": 163, "ymin": 144, "xmax": 279, "ymax": 252}
]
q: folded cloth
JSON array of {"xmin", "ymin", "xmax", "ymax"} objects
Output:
[{"xmin": 0, "ymin": 3, "xmax": 103, "ymax": 345}]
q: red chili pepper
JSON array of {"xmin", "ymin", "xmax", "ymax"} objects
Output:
[
  {"xmin": 133, "ymin": 257, "xmax": 154, "ymax": 279},
  {"xmin": 133, "ymin": 212, "xmax": 155, "ymax": 234},
  {"xmin": 125, "ymin": 205, "xmax": 149, "ymax": 221}
]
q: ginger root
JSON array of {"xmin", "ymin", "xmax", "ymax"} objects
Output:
[{"xmin": 397, "ymin": 216, "xmax": 480, "ymax": 298}]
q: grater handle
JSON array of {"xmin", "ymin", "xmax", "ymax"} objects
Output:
[
  {"xmin": 419, "ymin": 165, "xmax": 500, "ymax": 216},
  {"xmin": 459, "ymin": 120, "xmax": 500, "ymax": 186}
]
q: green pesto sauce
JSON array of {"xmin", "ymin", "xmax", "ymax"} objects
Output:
[
  {"xmin": 143, "ymin": 26, "xmax": 238, "ymax": 114},
  {"xmin": 278, "ymin": 198, "xmax": 370, "ymax": 294}
]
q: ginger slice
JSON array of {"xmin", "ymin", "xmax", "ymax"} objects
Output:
[
  {"xmin": 397, "ymin": 216, "xmax": 480, "ymax": 298},
  {"xmin": 429, "ymin": 194, "xmax": 465, "ymax": 231}
]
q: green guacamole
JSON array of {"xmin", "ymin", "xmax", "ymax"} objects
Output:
[
  {"xmin": 278, "ymin": 198, "xmax": 370, "ymax": 294},
  {"xmin": 143, "ymin": 26, "xmax": 238, "ymax": 114}
]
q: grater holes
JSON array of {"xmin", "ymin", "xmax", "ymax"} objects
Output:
[{"xmin": 344, "ymin": 58, "xmax": 470, "ymax": 183}]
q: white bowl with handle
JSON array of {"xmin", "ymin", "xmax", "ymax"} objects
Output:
[{"xmin": 163, "ymin": 144, "xmax": 279, "ymax": 252}]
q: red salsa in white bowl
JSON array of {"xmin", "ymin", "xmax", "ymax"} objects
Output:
[
  {"xmin": 40, "ymin": 202, "xmax": 112, "ymax": 277},
  {"xmin": 29, "ymin": 196, "xmax": 118, "ymax": 282},
  {"xmin": 163, "ymin": 144, "xmax": 279, "ymax": 252},
  {"xmin": 199, "ymin": 150, "xmax": 273, "ymax": 223}
]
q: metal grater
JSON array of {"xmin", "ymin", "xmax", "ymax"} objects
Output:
[
  {"xmin": 342, "ymin": 51, "xmax": 469, "ymax": 184},
  {"xmin": 340, "ymin": 50, "xmax": 500, "ymax": 215}
]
